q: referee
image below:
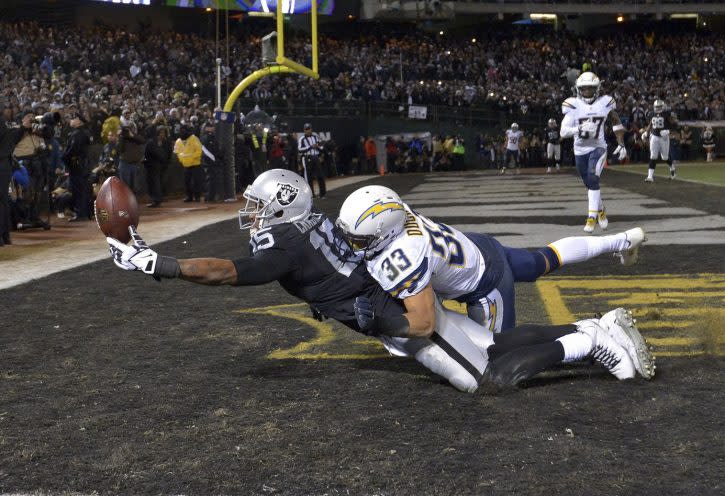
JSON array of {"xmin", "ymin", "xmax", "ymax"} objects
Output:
[{"xmin": 298, "ymin": 123, "xmax": 326, "ymax": 199}]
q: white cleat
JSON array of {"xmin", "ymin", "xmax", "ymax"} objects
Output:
[
  {"xmin": 583, "ymin": 216, "xmax": 596, "ymax": 233},
  {"xmin": 575, "ymin": 319, "xmax": 636, "ymax": 380},
  {"xmin": 644, "ymin": 177, "xmax": 654, "ymax": 183},
  {"xmin": 500, "ymin": 167, "xmax": 507, "ymax": 175},
  {"xmin": 597, "ymin": 208, "xmax": 609, "ymax": 230},
  {"xmin": 617, "ymin": 227, "xmax": 646, "ymax": 266},
  {"xmin": 598, "ymin": 308, "xmax": 656, "ymax": 380},
  {"xmin": 546, "ymin": 167, "xmax": 552, "ymax": 174},
  {"xmin": 669, "ymin": 168, "xmax": 677, "ymax": 180}
]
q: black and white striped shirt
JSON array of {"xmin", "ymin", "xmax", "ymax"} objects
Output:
[{"xmin": 298, "ymin": 133, "xmax": 320, "ymax": 157}]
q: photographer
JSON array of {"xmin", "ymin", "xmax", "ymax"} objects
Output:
[
  {"xmin": 13, "ymin": 111, "xmax": 54, "ymax": 228},
  {"xmin": 118, "ymin": 121, "xmax": 146, "ymax": 194},
  {"xmin": 144, "ymin": 126, "xmax": 170, "ymax": 208},
  {"xmin": 62, "ymin": 115, "xmax": 91, "ymax": 222},
  {"xmin": 1, "ymin": 103, "xmax": 25, "ymax": 246}
]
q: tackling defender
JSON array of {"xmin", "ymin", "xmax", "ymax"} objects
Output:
[
  {"xmin": 560, "ymin": 72, "xmax": 627, "ymax": 233},
  {"xmin": 641, "ymin": 99, "xmax": 678, "ymax": 182},
  {"xmin": 502, "ymin": 123, "xmax": 522, "ymax": 175},
  {"xmin": 545, "ymin": 118, "xmax": 561, "ymax": 173},
  {"xmin": 337, "ymin": 185, "xmax": 654, "ymax": 389}
]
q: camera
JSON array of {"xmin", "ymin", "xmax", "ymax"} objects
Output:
[{"xmin": 32, "ymin": 112, "xmax": 61, "ymax": 140}]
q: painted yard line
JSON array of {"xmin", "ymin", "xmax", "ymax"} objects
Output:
[
  {"xmin": 450, "ymin": 222, "xmax": 725, "ymax": 247},
  {"xmin": 637, "ymin": 321, "xmax": 696, "ymax": 329},
  {"xmin": 537, "ymin": 274, "xmax": 725, "ymax": 288},
  {"xmin": 405, "ymin": 193, "xmax": 648, "ymax": 204},
  {"xmin": 536, "ymin": 275, "xmax": 725, "ymax": 325},
  {"xmin": 648, "ymin": 336, "xmax": 724, "ymax": 346},
  {"xmin": 417, "ymin": 202, "xmax": 705, "ymax": 218}
]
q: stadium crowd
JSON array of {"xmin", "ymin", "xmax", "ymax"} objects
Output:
[
  {"xmin": 1, "ymin": 21, "xmax": 724, "ymax": 122},
  {"xmin": 0, "ymin": 20, "xmax": 722, "ymax": 245}
]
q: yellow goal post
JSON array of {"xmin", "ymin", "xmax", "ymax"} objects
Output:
[{"xmin": 223, "ymin": 0, "xmax": 320, "ymax": 112}]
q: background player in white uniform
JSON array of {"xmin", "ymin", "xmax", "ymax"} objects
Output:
[
  {"xmin": 641, "ymin": 99, "xmax": 678, "ymax": 182},
  {"xmin": 560, "ymin": 72, "xmax": 627, "ymax": 233},
  {"xmin": 502, "ymin": 123, "xmax": 523, "ymax": 174},
  {"xmin": 336, "ymin": 186, "xmax": 654, "ymax": 390},
  {"xmin": 545, "ymin": 118, "xmax": 561, "ymax": 173},
  {"xmin": 701, "ymin": 126, "xmax": 715, "ymax": 162}
]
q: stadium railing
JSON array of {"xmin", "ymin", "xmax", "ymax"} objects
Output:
[{"xmin": 234, "ymin": 98, "xmax": 548, "ymax": 130}]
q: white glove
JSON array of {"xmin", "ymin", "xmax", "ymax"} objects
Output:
[
  {"xmin": 660, "ymin": 129, "xmax": 670, "ymax": 138},
  {"xmin": 578, "ymin": 119, "xmax": 598, "ymax": 137},
  {"xmin": 107, "ymin": 226, "xmax": 159, "ymax": 274},
  {"xmin": 641, "ymin": 131, "xmax": 649, "ymax": 141},
  {"xmin": 614, "ymin": 144, "xmax": 627, "ymax": 161}
]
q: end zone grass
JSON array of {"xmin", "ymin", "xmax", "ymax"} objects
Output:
[{"xmin": 610, "ymin": 161, "xmax": 725, "ymax": 186}]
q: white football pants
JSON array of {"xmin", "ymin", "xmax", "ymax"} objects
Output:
[{"xmin": 650, "ymin": 135, "xmax": 670, "ymax": 161}]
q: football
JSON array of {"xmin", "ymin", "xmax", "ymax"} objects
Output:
[{"xmin": 94, "ymin": 176, "xmax": 140, "ymax": 243}]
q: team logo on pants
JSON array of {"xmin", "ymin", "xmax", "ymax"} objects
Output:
[{"xmin": 276, "ymin": 183, "xmax": 299, "ymax": 205}]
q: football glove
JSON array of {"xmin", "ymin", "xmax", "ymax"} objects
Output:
[
  {"xmin": 614, "ymin": 144, "xmax": 627, "ymax": 161},
  {"xmin": 660, "ymin": 129, "xmax": 670, "ymax": 138},
  {"xmin": 107, "ymin": 226, "xmax": 159, "ymax": 274},
  {"xmin": 578, "ymin": 119, "xmax": 598, "ymax": 137},
  {"xmin": 641, "ymin": 131, "xmax": 649, "ymax": 141},
  {"xmin": 354, "ymin": 296, "xmax": 376, "ymax": 334},
  {"xmin": 310, "ymin": 306, "xmax": 328, "ymax": 322}
]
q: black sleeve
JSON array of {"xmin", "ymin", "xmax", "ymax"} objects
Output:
[{"xmin": 232, "ymin": 249, "xmax": 297, "ymax": 286}]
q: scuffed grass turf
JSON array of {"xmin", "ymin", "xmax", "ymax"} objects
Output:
[{"xmin": 611, "ymin": 161, "xmax": 725, "ymax": 186}]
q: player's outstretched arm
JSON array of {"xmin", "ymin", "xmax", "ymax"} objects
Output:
[
  {"xmin": 178, "ymin": 259, "xmax": 237, "ymax": 285},
  {"xmin": 107, "ymin": 226, "xmax": 292, "ymax": 286}
]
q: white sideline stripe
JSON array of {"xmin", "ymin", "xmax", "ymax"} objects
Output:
[
  {"xmin": 415, "ymin": 201, "xmax": 704, "ymax": 218},
  {"xmin": 452, "ymin": 219, "xmax": 725, "ymax": 248},
  {"xmin": 0, "ymin": 176, "xmax": 371, "ymax": 291}
]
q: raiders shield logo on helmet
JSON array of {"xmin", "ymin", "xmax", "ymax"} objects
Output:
[{"xmin": 276, "ymin": 183, "xmax": 299, "ymax": 206}]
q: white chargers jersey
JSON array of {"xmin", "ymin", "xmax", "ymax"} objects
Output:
[
  {"xmin": 365, "ymin": 205, "xmax": 485, "ymax": 300},
  {"xmin": 505, "ymin": 130, "xmax": 523, "ymax": 151},
  {"xmin": 561, "ymin": 95, "xmax": 616, "ymax": 155}
]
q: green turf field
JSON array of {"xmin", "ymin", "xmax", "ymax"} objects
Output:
[{"xmin": 611, "ymin": 161, "xmax": 725, "ymax": 186}]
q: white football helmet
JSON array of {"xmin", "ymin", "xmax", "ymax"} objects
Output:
[
  {"xmin": 511, "ymin": 123, "xmax": 519, "ymax": 131},
  {"xmin": 336, "ymin": 185, "xmax": 407, "ymax": 257},
  {"xmin": 575, "ymin": 72, "xmax": 601, "ymax": 104},
  {"xmin": 239, "ymin": 169, "xmax": 312, "ymax": 234},
  {"xmin": 653, "ymin": 99, "xmax": 665, "ymax": 113},
  {"xmin": 548, "ymin": 118, "xmax": 557, "ymax": 128}
]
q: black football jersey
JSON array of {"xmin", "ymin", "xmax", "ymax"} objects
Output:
[
  {"xmin": 649, "ymin": 110, "xmax": 675, "ymax": 137},
  {"xmin": 244, "ymin": 209, "xmax": 405, "ymax": 330},
  {"xmin": 545, "ymin": 129, "xmax": 560, "ymax": 145}
]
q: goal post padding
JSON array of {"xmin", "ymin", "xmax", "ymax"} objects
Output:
[{"xmin": 215, "ymin": 110, "xmax": 236, "ymax": 200}]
